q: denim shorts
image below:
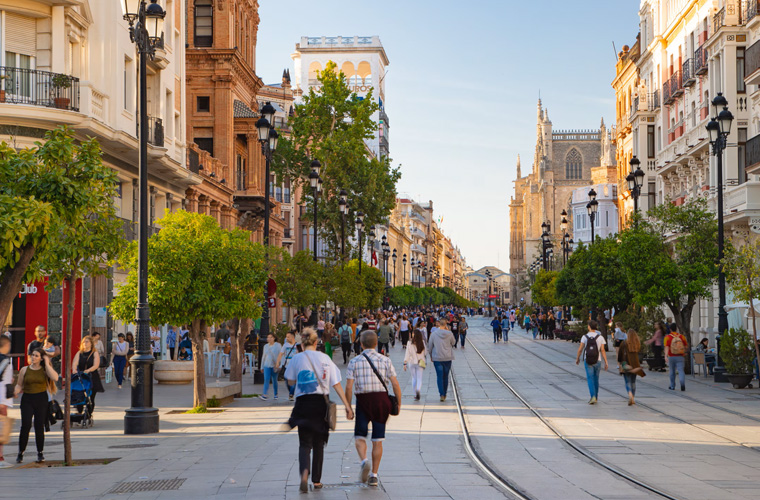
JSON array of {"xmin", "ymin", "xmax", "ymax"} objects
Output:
[{"xmin": 354, "ymin": 403, "xmax": 386, "ymax": 441}]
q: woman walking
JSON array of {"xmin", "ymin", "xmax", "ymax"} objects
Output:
[
  {"xmin": 459, "ymin": 316, "xmax": 469, "ymax": 348},
  {"xmin": 323, "ymin": 323, "xmax": 335, "ymax": 359},
  {"xmin": 618, "ymin": 329, "xmax": 646, "ymax": 405},
  {"xmin": 260, "ymin": 333, "xmax": 281, "ymax": 401},
  {"xmin": 490, "ymin": 316, "xmax": 502, "ymax": 343},
  {"xmin": 645, "ymin": 321, "xmax": 667, "ymax": 372},
  {"xmin": 284, "ymin": 329, "xmax": 353, "ymax": 492},
  {"xmin": 429, "ymin": 320, "xmax": 457, "ymax": 402},
  {"xmin": 112, "ymin": 333, "xmax": 130, "ymax": 389},
  {"xmin": 14, "ymin": 348, "xmax": 58, "ymax": 463},
  {"xmin": 398, "ymin": 315, "xmax": 411, "ymax": 348},
  {"xmin": 404, "ymin": 329, "xmax": 427, "ymax": 400},
  {"xmin": 72, "ymin": 336, "xmax": 105, "ymax": 412}
]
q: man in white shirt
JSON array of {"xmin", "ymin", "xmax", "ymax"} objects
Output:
[{"xmin": 575, "ymin": 320, "xmax": 608, "ymax": 404}]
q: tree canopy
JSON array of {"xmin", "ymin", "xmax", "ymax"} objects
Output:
[{"xmin": 531, "ymin": 270, "xmax": 558, "ymax": 307}]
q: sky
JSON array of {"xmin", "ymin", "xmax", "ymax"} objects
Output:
[{"xmin": 256, "ymin": 0, "xmax": 639, "ymax": 272}]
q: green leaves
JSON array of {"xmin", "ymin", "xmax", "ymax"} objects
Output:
[
  {"xmin": 723, "ymin": 240, "xmax": 760, "ymax": 306},
  {"xmin": 531, "ymin": 270, "xmax": 558, "ymax": 307}
]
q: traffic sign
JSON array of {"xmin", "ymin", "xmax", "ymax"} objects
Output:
[{"xmin": 267, "ymin": 297, "xmax": 276, "ymax": 308}]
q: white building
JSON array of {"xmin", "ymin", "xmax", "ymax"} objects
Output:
[
  {"xmin": 570, "ymin": 183, "xmax": 619, "ymax": 245},
  {"xmin": 291, "ymin": 36, "xmax": 390, "ymax": 158}
]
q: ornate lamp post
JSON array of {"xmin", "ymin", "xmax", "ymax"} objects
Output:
[
  {"xmin": 121, "ymin": 0, "xmax": 165, "ymax": 435},
  {"xmin": 707, "ymin": 92, "xmax": 733, "ymax": 381},
  {"xmin": 355, "ymin": 212, "xmax": 365, "ymax": 275},
  {"xmin": 485, "ymin": 269, "xmax": 493, "ymax": 317},
  {"xmin": 308, "ymin": 161, "xmax": 321, "ymax": 262},
  {"xmin": 587, "ymin": 188, "xmax": 598, "ymax": 244},
  {"xmin": 402, "ymin": 253, "xmax": 407, "ymax": 286},
  {"xmin": 368, "ymin": 226, "xmax": 376, "ymax": 269},
  {"xmin": 627, "ymin": 156, "xmax": 645, "ymax": 217},
  {"xmin": 392, "ymin": 249, "xmax": 397, "ymax": 287},
  {"xmin": 255, "ymin": 102, "xmax": 278, "ymax": 345},
  {"xmin": 339, "ymin": 189, "xmax": 348, "ymax": 269},
  {"xmin": 541, "ymin": 221, "xmax": 552, "ymax": 271},
  {"xmin": 381, "ymin": 235, "xmax": 390, "ymax": 286}
]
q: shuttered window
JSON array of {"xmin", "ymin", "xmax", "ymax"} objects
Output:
[{"xmin": 5, "ymin": 13, "xmax": 37, "ymax": 57}]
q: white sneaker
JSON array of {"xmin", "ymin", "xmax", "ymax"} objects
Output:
[
  {"xmin": 259, "ymin": 395, "xmax": 268, "ymax": 401},
  {"xmin": 360, "ymin": 459, "xmax": 371, "ymax": 483},
  {"xmin": 0, "ymin": 460, "xmax": 13, "ymax": 468}
]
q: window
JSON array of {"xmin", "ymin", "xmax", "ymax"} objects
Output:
[
  {"xmin": 194, "ymin": 0, "xmax": 213, "ymax": 47},
  {"xmin": 737, "ymin": 47, "xmax": 746, "ymax": 94},
  {"xmin": 196, "ymin": 96, "xmax": 210, "ymax": 112},
  {"xmin": 648, "ymin": 180, "xmax": 656, "ymax": 209},
  {"xmin": 565, "ymin": 148, "xmax": 582, "ymax": 179},
  {"xmin": 647, "ymin": 125, "xmax": 655, "ymax": 158},
  {"xmin": 739, "ymin": 127, "xmax": 747, "ymax": 183},
  {"xmin": 235, "ymin": 154, "xmax": 246, "ymax": 191},
  {"xmin": 657, "ymin": 126, "xmax": 662, "ymax": 151},
  {"xmin": 5, "ymin": 52, "xmax": 34, "ymax": 98},
  {"xmin": 195, "ymin": 137, "xmax": 213, "ymax": 156},
  {"xmin": 124, "ymin": 57, "xmax": 133, "ymax": 110}
]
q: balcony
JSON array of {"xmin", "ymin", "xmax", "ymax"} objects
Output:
[
  {"xmin": 147, "ymin": 117, "xmax": 164, "ymax": 147},
  {"xmin": 694, "ymin": 46, "xmax": 708, "ymax": 75},
  {"xmin": 724, "ymin": 181, "xmax": 760, "ymax": 220},
  {"xmin": 0, "ymin": 67, "xmax": 80, "ymax": 111},
  {"xmin": 411, "ymin": 243, "xmax": 426, "ymax": 255},
  {"xmin": 410, "ymin": 226, "xmax": 426, "ymax": 239},
  {"xmin": 749, "ymin": 0, "xmax": 760, "ymax": 25},
  {"xmin": 648, "ymin": 90, "xmax": 660, "ymax": 110},
  {"xmin": 669, "ymin": 71, "xmax": 683, "ymax": 99},
  {"xmin": 713, "ymin": 7, "xmax": 725, "ymax": 35},
  {"xmin": 682, "ymin": 59, "xmax": 696, "ymax": 87},
  {"xmin": 745, "ymin": 39, "xmax": 760, "ymax": 86},
  {"xmin": 745, "ymin": 133, "xmax": 760, "ymax": 175},
  {"xmin": 409, "ymin": 211, "xmax": 426, "ymax": 224}
]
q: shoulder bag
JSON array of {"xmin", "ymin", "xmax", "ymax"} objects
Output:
[
  {"xmin": 361, "ymin": 352, "xmax": 399, "ymax": 416},
  {"xmin": 278, "ymin": 344, "xmax": 296, "ymax": 381},
  {"xmin": 304, "ymin": 352, "xmax": 338, "ymax": 431}
]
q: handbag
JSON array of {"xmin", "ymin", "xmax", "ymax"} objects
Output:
[
  {"xmin": 304, "ymin": 352, "xmax": 337, "ymax": 431},
  {"xmin": 105, "ymin": 365, "xmax": 113, "ymax": 384},
  {"xmin": 0, "ymin": 414, "xmax": 13, "ymax": 445},
  {"xmin": 361, "ymin": 353, "xmax": 399, "ymax": 416},
  {"xmin": 418, "ymin": 357, "xmax": 426, "ymax": 369},
  {"xmin": 47, "ymin": 399, "xmax": 63, "ymax": 426},
  {"xmin": 278, "ymin": 345, "xmax": 296, "ymax": 381}
]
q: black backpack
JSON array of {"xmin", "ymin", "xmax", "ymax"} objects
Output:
[{"xmin": 584, "ymin": 333, "xmax": 601, "ymax": 365}]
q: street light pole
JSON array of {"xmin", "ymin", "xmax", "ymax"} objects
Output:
[
  {"xmin": 707, "ymin": 93, "xmax": 733, "ymax": 380},
  {"xmin": 392, "ymin": 249, "xmax": 397, "ymax": 287},
  {"xmin": 339, "ymin": 190, "xmax": 348, "ymax": 269},
  {"xmin": 587, "ymin": 188, "xmax": 598, "ymax": 245},
  {"xmin": 355, "ymin": 212, "xmax": 365, "ymax": 275},
  {"xmin": 627, "ymin": 156, "xmax": 645, "ymax": 222},
  {"xmin": 121, "ymin": 0, "xmax": 165, "ymax": 435},
  {"xmin": 402, "ymin": 254, "xmax": 407, "ymax": 286}
]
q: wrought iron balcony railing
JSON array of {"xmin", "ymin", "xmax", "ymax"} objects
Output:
[{"xmin": 0, "ymin": 66, "xmax": 80, "ymax": 111}]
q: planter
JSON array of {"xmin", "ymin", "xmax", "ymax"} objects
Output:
[
  {"xmin": 726, "ymin": 373, "xmax": 754, "ymax": 389},
  {"xmin": 153, "ymin": 360, "xmax": 193, "ymax": 384},
  {"xmin": 0, "ymin": 90, "xmax": 5, "ymax": 103},
  {"xmin": 53, "ymin": 97, "xmax": 70, "ymax": 109}
]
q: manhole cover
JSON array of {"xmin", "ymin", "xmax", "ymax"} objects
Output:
[
  {"xmin": 107, "ymin": 478, "xmax": 186, "ymax": 494},
  {"xmin": 108, "ymin": 444, "xmax": 159, "ymax": 449}
]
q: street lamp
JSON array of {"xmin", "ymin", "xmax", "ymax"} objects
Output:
[
  {"xmin": 402, "ymin": 253, "xmax": 407, "ymax": 286},
  {"xmin": 627, "ymin": 156, "xmax": 645, "ymax": 217},
  {"xmin": 587, "ymin": 188, "xmax": 598, "ymax": 245},
  {"xmin": 368, "ymin": 226, "xmax": 376, "ymax": 271},
  {"xmin": 355, "ymin": 212, "xmax": 365, "ymax": 275},
  {"xmin": 707, "ymin": 92, "xmax": 733, "ymax": 381},
  {"xmin": 485, "ymin": 269, "xmax": 493, "ymax": 317},
  {"xmin": 381, "ymin": 235, "xmax": 390, "ymax": 286},
  {"xmin": 308, "ymin": 161, "xmax": 321, "ymax": 262},
  {"xmin": 255, "ymin": 102, "xmax": 277, "ymax": 351},
  {"xmin": 392, "ymin": 249, "xmax": 397, "ymax": 287},
  {"xmin": 121, "ymin": 0, "xmax": 165, "ymax": 435},
  {"xmin": 339, "ymin": 189, "xmax": 348, "ymax": 269},
  {"xmin": 541, "ymin": 223, "xmax": 551, "ymax": 271}
]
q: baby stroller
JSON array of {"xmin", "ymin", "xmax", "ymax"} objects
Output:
[{"xmin": 68, "ymin": 372, "xmax": 94, "ymax": 428}]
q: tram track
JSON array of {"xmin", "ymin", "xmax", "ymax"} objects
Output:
[{"xmin": 451, "ymin": 331, "xmax": 682, "ymax": 500}]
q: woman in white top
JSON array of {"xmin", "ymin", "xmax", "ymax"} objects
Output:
[
  {"xmin": 398, "ymin": 316, "xmax": 411, "ymax": 349},
  {"xmin": 259, "ymin": 333, "xmax": 281, "ymax": 401},
  {"xmin": 404, "ymin": 329, "xmax": 427, "ymax": 401},
  {"xmin": 284, "ymin": 328, "xmax": 353, "ymax": 492},
  {"xmin": 112, "ymin": 333, "xmax": 130, "ymax": 389}
]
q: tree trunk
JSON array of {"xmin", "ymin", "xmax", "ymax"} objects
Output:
[
  {"xmin": 750, "ymin": 296, "xmax": 760, "ymax": 378},
  {"xmin": 189, "ymin": 319, "xmax": 206, "ymax": 408},
  {"xmin": 228, "ymin": 318, "xmax": 241, "ymax": 383},
  {"xmin": 63, "ymin": 270, "xmax": 76, "ymax": 466},
  {"xmin": 0, "ymin": 244, "xmax": 36, "ymax": 331}
]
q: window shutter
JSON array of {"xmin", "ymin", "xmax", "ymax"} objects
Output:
[{"xmin": 5, "ymin": 13, "xmax": 37, "ymax": 57}]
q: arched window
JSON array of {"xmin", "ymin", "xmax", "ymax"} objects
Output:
[
  {"xmin": 565, "ymin": 148, "xmax": 582, "ymax": 179},
  {"xmin": 194, "ymin": 0, "xmax": 213, "ymax": 47}
]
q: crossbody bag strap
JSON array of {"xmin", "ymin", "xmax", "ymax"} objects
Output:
[
  {"xmin": 361, "ymin": 352, "xmax": 389, "ymax": 394},
  {"xmin": 304, "ymin": 352, "xmax": 328, "ymax": 396},
  {"xmin": 282, "ymin": 345, "xmax": 296, "ymax": 368}
]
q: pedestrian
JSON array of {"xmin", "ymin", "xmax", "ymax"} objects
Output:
[
  {"xmin": 167, "ymin": 326, "xmax": 177, "ymax": 360},
  {"xmin": 459, "ymin": 316, "xmax": 469, "ymax": 348},
  {"xmin": 510, "ymin": 310, "xmax": 516, "ymax": 330},
  {"xmin": 72, "ymin": 336, "xmax": 105, "ymax": 412},
  {"xmin": 449, "ymin": 315, "xmax": 460, "ymax": 348},
  {"xmin": 0, "ymin": 335, "xmax": 14, "ymax": 468},
  {"xmin": 429, "ymin": 319, "xmax": 457, "ymax": 402},
  {"xmin": 665, "ymin": 326, "xmax": 688, "ymax": 391},
  {"xmin": 345, "ymin": 330, "xmax": 401, "ymax": 487},
  {"xmin": 645, "ymin": 321, "xmax": 667, "ymax": 372},
  {"xmin": 398, "ymin": 315, "xmax": 410, "ymax": 348},
  {"xmin": 112, "ymin": 333, "xmax": 130, "ymax": 389},
  {"xmin": 215, "ymin": 322, "xmax": 230, "ymax": 344},
  {"xmin": 575, "ymin": 320, "xmax": 608, "ymax": 405},
  {"xmin": 404, "ymin": 329, "xmax": 427, "ymax": 400},
  {"xmin": 500, "ymin": 314, "xmax": 510, "ymax": 342},
  {"xmin": 14, "ymin": 348, "xmax": 58, "ymax": 463},
  {"xmin": 316, "ymin": 316, "xmax": 325, "ymax": 338},
  {"xmin": 618, "ymin": 329, "xmax": 646, "ymax": 405},
  {"xmin": 490, "ymin": 316, "xmax": 501, "ymax": 343},
  {"xmin": 694, "ymin": 338, "xmax": 716, "ymax": 375},
  {"xmin": 259, "ymin": 333, "xmax": 281, "ymax": 401},
  {"xmin": 613, "ymin": 322, "xmax": 627, "ymax": 348},
  {"xmin": 284, "ymin": 329, "xmax": 353, "ymax": 492},
  {"xmin": 91, "ymin": 332, "xmax": 106, "ymax": 373},
  {"xmin": 150, "ymin": 328, "xmax": 161, "ymax": 359},
  {"xmin": 339, "ymin": 321, "xmax": 353, "ymax": 365},
  {"xmin": 276, "ymin": 331, "xmax": 301, "ymax": 402},
  {"xmin": 377, "ymin": 319, "xmax": 392, "ymax": 355},
  {"xmin": 531, "ymin": 314, "xmax": 539, "ymax": 339},
  {"xmin": 323, "ymin": 323, "xmax": 335, "ymax": 359}
]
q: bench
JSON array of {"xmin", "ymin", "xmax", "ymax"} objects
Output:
[{"xmin": 206, "ymin": 381, "xmax": 241, "ymax": 406}]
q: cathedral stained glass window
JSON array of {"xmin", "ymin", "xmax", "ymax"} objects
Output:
[{"xmin": 565, "ymin": 149, "xmax": 582, "ymax": 180}]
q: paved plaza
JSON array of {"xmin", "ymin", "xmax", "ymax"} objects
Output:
[{"xmin": 2, "ymin": 318, "xmax": 760, "ymax": 500}]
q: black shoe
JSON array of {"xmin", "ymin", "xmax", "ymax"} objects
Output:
[
  {"xmin": 668, "ymin": 386, "xmax": 675, "ymax": 390},
  {"xmin": 16, "ymin": 453, "xmax": 22, "ymax": 464},
  {"xmin": 681, "ymin": 385, "xmax": 685, "ymax": 391},
  {"xmin": 36, "ymin": 452, "xmax": 44, "ymax": 463}
]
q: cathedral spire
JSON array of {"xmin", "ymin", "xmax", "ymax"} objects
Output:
[{"xmin": 516, "ymin": 154, "xmax": 521, "ymax": 178}]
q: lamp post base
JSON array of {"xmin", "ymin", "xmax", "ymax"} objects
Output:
[
  {"xmin": 124, "ymin": 408, "xmax": 159, "ymax": 434},
  {"xmin": 713, "ymin": 366, "xmax": 729, "ymax": 383}
]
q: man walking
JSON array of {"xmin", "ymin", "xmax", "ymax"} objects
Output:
[
  {"xmin": 665, "ymin": 325, "xmax": 688, "ymax": 391},
  {"xmin": 575, "ymin": 320, "xmax": 608, "ymax": 404},
  {"xmin": 167, "ymin": 326, "xmax": 177, "ymax": 360},
  {"xmin": 345, "ymin": 331, "xmax": 401, "ymax": 487}
]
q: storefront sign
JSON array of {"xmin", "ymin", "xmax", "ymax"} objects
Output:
[{"xmin": 18, "ymin": 284, "xmax": 38, "ymax": 296}]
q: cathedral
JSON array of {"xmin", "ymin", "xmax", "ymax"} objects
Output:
[{"xmin": 509, "ymin": 100, "xmax": 616, "ymax": 299}]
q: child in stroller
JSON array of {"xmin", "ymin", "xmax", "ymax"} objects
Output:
[{"xmin": 68, "ymin": 372, "xmax": 94, "ymax": 428}]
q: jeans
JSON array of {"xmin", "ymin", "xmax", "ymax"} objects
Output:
[
  {"xmin": 623, "ymin": 373, "xmax": 636, "ymax": 396},
  {"xmin": 459, "ymin": 332, "xmax": 467, "ymax": 347},
  {"xmin": 669, "ymin": 356, "xmax": 685, "ymax": 389},
  {"xmin": 262, "ymin": 366, "xmax": 278, "ymax": 397},
  {"xmin": 503, "ymin": 329, "xmax": 509, "ymax": 342},
  {"xmin": 532, "ymin": 327, "xmax": 538, "ymax": 339},
  {"xmin": 433, "ymin": 360, "xmax": 452, "ymax": 397},
  {"xmin": 493, "ymin": 330, "xmax": 500, "ymax": 342},
  {"xmin": 298, "ymin": 426, "xmax": 325, "ymax": 484},
  {"xmin": 584, "ymin": 361, "xmax": 601, "ymax": 399},
  {"xmin": 113, "ymin": 355, "xmax": 127, "ymax": 385},
  {"xmin": 410, "ymin": 364, "xmax": 424, "ymax": 394},
  {"xmin": 452, "ymin": 332, "xmax": 459, "ymax": 346},
  {"xmin": 511, "ymin": 321, "xmax": 515, "ymax": 330}
]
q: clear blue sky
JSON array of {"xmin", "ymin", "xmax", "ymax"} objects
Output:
[{"xmin": 256, "ymin": 1, "xmax": 639, "ymax": 271}]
